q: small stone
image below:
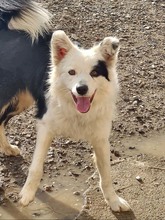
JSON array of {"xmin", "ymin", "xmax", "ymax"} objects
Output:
[
  {"xmin": 126, "ymin": 14, "xmax": 131, "ymax": 18},
  {"xmin": 26, "ymin": 134, "xmax": 32, "ymax": 138},
  {"xmin": 73, "ymin": 191, "xmax": 80, "ymax": 196},
  {"xmin": 133, "ymin": 100, "xmax": 138, "ymax": 105},
  {"xmin": 75, "ymin": 161, "xmax": 82, "ymax": 166},
  {"xmin": 113, "ymin": 181, "xmax": 118, "ymax": 185},
  {"xmin": 65, "ymin": 140, "xmax": 72, "ymax": 145},
  {"xmin": 145, "ymin": 26, "xmax": 150, "ymax": 30},
  {"xmin": 154, "ymin": 182, "xmax": 160, "ymax": 187},
  {"xmin": 15, "ymin": 141, "xmax": 20, "ymax": 146},
  {"xmin": 71, "ymin": 34, "xmax": 78, "ymax": 40},
  {"xmin": 47, "ymin": 158, "xmax": 54, "ymax": 163},
  {"xmin": 68, "ymin": 171, "xmax": 72, "ymax": 176},
  {"xmin": 83, "ymin": 204, "xmax": 90, "ymax": 209},
  {"xmin": 123, "ymin": 97, "xmax": 130, "ymax": 102},
  {"xmin": 83, "ymin": 165, "xmax": 91, "ymax": 171},
  {"xmin": 114, "ymin": 150, "xmax": 121, "ymax": 157},
  {"xmin": 68, "ymin": 171, "xmax": 80, "ymax": 177},
  {"xmin": 43, "ymin": 184, "xmax": 53, "ymax": 192},
  {"xmin": 32, "ymin": 213, "xmax": 40, "ymax": 217},
  {"xmin": 129, "ymin": 146, "xmax": 136, "ymax": 150},
  {"xmin": 136, "ymin": 176, "xmax": 143, "ymax": 183}
]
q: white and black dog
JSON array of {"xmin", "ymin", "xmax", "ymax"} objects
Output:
[
  {"xmin": 0, "ymin": 0, "xmax": 51, "ymax": 155},
  {"xmin": 0, "ymin": 0, "xmax": 131, "ymax": 212}
]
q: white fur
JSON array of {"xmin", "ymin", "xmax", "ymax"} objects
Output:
[
  {"xmin": 19, "ymin": 31, "xmax": 131, "ymax": 212},
  {"xmin": 8, "ymin": 1, "xmax": 51, "ymax": 42}
]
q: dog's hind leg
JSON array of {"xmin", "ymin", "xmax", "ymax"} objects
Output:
[
  {"xmin": 92, "ymin": 139, "xmax": 131, "ymax": 212},
  {"xmin": 0, "ymin": 91, "xmax": 34, "ymax": 156},
  {"xmin": 0, "ymin": 124, "xmax": 20, "ymax": 156},
  {"xmin": 0, "ymin": 100, "xmax": 21, "ymax": 155}
]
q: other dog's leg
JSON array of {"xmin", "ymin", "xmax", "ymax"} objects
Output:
[
  {"xmin": 92, "ymin": 139, "xmax": 131, "ymax": 212},
  {"xmin": 19, "ymin": 121, "xmax": 53, "ymax": 206},
  {"xmin": 0, "ymin": 124, "xmax": 20, "ymax": 156}
]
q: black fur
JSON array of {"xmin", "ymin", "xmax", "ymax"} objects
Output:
[
  {"xmin": 0, "ymin": 0, "xmax": 52, "ymax": 125},
  {"xmin": 91, "ymin": 60, "xmax": 110, "ymax": 81}
]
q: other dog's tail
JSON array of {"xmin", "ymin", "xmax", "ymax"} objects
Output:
[{"xmin": 0, "ymin": 0, "xmax": 51, "ymax": 41}]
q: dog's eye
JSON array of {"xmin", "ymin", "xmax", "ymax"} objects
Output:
[
  {"xmin": 90, "ymin": 70, "xmax": 98, "ymax": 77},
  {"xmin": 68, "ymin": 69, "xmax": 76, "ymax": 75}
]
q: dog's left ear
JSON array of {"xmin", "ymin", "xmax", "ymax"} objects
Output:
[
  {"xmin": 99, "ymin": 37, "xmax": 120, "ymax": 64},
  {"xmin": 51, "ymin": 30, "xmax": 74, "ymax": 65}
]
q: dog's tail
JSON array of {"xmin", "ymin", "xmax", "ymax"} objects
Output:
[{"xmin": 0, "ymin": 0, "xmax": 51, "ymax": 41}]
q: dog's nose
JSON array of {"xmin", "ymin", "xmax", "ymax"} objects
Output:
[{"xmin": 76, "ymin": 84, "xmax": 88, "ymax": 95}]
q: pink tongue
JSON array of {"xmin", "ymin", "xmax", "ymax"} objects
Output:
[{"xmin": 76, "ymin": 97, "xmax": 91, "ymax": 113}]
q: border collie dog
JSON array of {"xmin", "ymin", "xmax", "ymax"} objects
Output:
[
  {"xmin": 0, "ymin": 0, "xmax": 51, "ymax": 155},
  {"xmin": 0, "ymin": 0, "xmax": 130, "ymax": 212}
]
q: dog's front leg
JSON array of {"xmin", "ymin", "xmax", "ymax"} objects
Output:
[
  {"xmin": 92, "ymin": 139, "xmax": 131, "ymax": 212},
  {"xmin": 19, "ymin": 121, "xmax": 53, "ymax": 206}
]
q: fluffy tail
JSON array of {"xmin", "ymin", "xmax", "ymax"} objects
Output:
[{"xmin": 0, "ymin": 0, "xmax": 51, "ymax": 41}]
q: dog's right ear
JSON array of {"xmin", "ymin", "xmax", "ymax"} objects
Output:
[{"xmin": 51, "ymin": 30, "xmax": 74, "ymax": 65}]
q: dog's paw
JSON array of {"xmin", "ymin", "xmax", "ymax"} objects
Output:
[
  {"xmin": 19, "ymin": 188, "xmax": 35, "ymax": 206},
  {"xmin": 2, "ymin": 145, "xmax": 20, "ymax": 156},
  {"xmin": 108, "ymin": 196, "xmax": 131, "ymax": 212}
]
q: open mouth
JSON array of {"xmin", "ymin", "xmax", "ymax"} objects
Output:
[{"xmin": 71, "ymin": 91, "xmax": 96, "ymax": 113}]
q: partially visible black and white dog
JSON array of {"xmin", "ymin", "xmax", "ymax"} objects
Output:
[
  {"xmin": 0, "ymin": 0, "xmax": 51, "ymax": 155},
  {"xmin": 0, "ymin": 0, "xmax": 131, "ymax": 212}
]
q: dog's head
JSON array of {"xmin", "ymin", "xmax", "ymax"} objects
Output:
[{"xmin": 50, "ymin": 30, "xmax": 119, "ymax": 114}]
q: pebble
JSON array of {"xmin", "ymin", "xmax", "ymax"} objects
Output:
[
  {"xmin": 73, "ymin": 191, "xmax": 81, "ymax": 196},
  {"xmin": 43, "ymin": 184, "xmax": 53, "ymax": 192},
  {"xmin": 47, "ymin": 158, "xmax": 54, "ymax": 163},
  {"xmin": 136, "ymin": 176, "xmax": 143, "ymax": 183},
  {"xmin": 129, "ymin": 146, "xmax": 136, "ymax": 150},
  {"xmin": 114, "ymin": 150, "xmax": 121, "ymax": 157},
  {"xmin": 113, "ymin": 181, "xmax": 118, "ymax": 185},
  {"xmin": 65, "ymin": 140, "xmax": 72, "ymax": 145},
  {"xmin": 71, "ymin": 34, "xmax": 78, "ymax": 40},
  {"xmin": 32, "ymin": 213, "xmax": 41, "ymax": 217},
  {"xmin": 145, "ymin": 26, "xmax": 150, "ymax": 30},
  {"xmin": 154, "ymin": 182, "xmax": 160, "ymax": 187},
  {"xmin": 68, "ymin": 171, "xmax": 80, "ymax": 177}
]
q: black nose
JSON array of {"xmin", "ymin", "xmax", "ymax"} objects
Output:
[{"xmin": 76, "ymin": 84, "xmax": 88, "ymax": 95}]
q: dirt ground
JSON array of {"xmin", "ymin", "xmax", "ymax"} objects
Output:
[{"xmin": 0, "ymin": 0, "xmax": 165, "ymax": 219}]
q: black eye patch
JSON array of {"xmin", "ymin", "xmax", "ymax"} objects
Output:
[{"xmin": 90, "ymin": 60, "xmax": 110, "ymax": 81}]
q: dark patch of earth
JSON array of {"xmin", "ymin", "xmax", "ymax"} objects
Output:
[{"xmin": 0, "ymin": 0, "xmax": 164, "ymax": 219}]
